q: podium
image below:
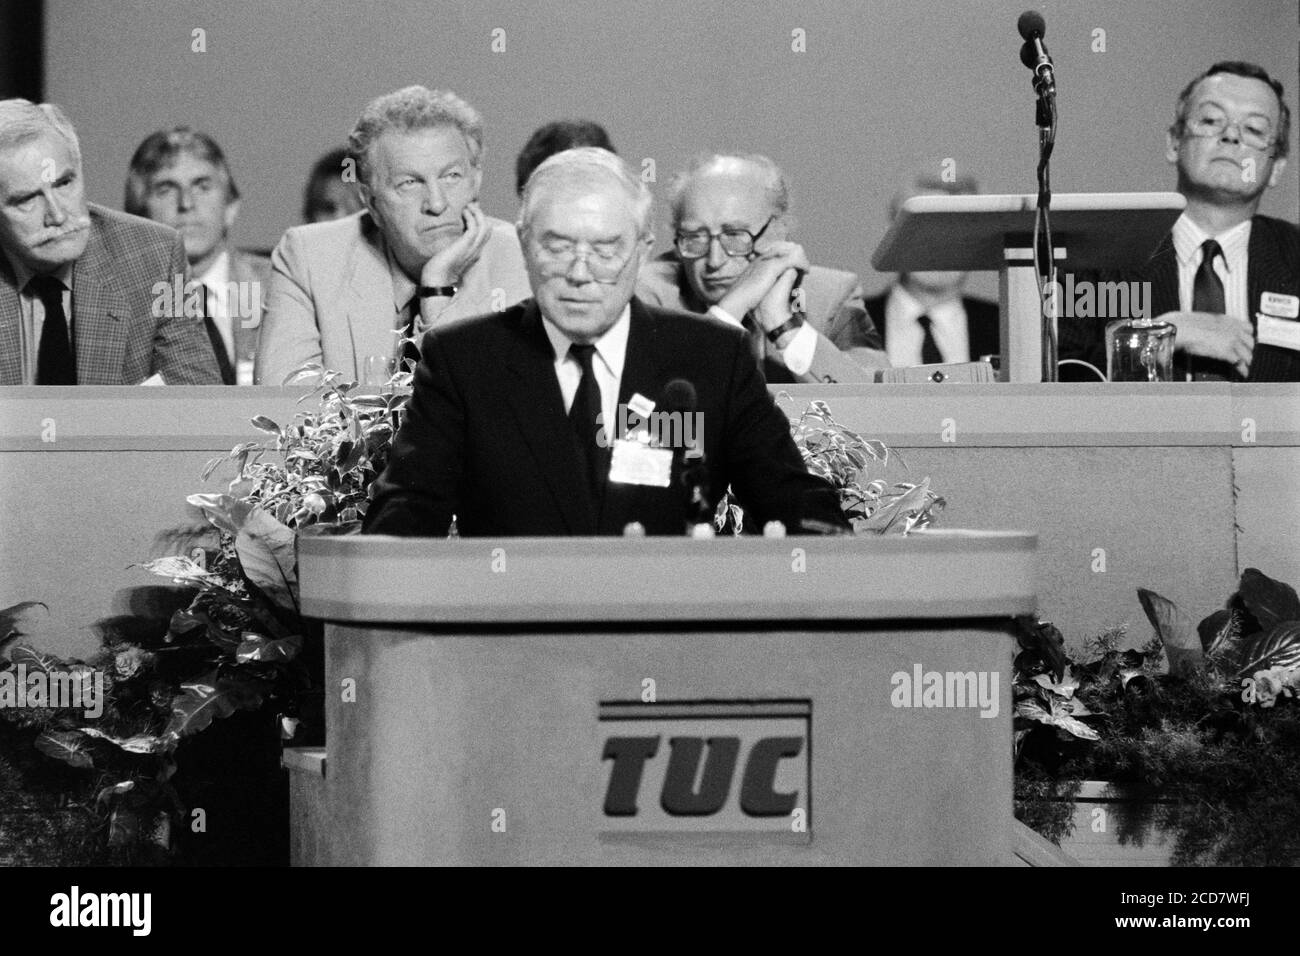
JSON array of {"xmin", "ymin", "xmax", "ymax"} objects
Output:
[
  {"xmin": 290, "ymin": 530, "xmax": 1036, "ymax": 866},
  {"xmin": 872, "ymin": 192, "xmax": 1186, "ymax": 383}
]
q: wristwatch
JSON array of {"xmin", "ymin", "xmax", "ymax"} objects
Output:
[
  {"xmin": 766, "ymin": 310, "xmax": 806, "ymax": 347},
  {"xmin": 418, "ymin": 285, "xmax": 458, "ymax": 298}
]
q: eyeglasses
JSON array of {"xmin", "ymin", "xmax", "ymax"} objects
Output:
[
  {"xmin": 674, "ymin": 216, "xmax": 775, "ymax": 260},
  {"xmin": 532, "ymin": 239, "xmax": 636, "ymax": 283},
  {"xmin": 1183, "ymin": 109, "xmax": 1277, "ymax": 152}
]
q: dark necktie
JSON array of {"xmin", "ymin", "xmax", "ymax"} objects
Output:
[
  {"xmin": 1192, "ymin": 239, "xmax": 1226, "ymax": 315},
  {"xmin": 201, "ymin": 285, "xmax": 236, "ymax": 385},
  {"xmin": 568, "ymin": 343, "xmax": 607, "ymax": 500},
  {"xmin": 918, "ymin": 314, "xmax": 943, "ymax": 365},
  {"xmin": 1189, "ymin": 238, "xmax": 1232, "ymax": 381},
  {"xmin": 30, "ymin": 275, "xmax": 76, "ymax": 385},
  {"xmin": 401, "ymin": 295, "xmax": 422, "ymax": 369}
]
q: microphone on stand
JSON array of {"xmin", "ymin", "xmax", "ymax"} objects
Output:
[
  {"xmin": 1017, "ymin": 10, "xmax": 1056, "ymax": 102},
  {"xmin": 661, "ymin": 379, "xmax": 713, "ymax": 534},
  {"xmin": 1017, "ymin": 9, "xmax": 1060, "ymax": 381}
]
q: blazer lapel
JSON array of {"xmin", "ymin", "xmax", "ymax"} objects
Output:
[
  {"xmin": 0, "ymin": 261, "xmax": 22, "ymax": 385},
  {"xmin": 501, "ymin": 302, "xmax": 597, "ymax": 534},
  {"xmin": 1246, "ymin": 216, "xmax": 1300, "ymax": 382},
  {"xmin": 1144, "ymin": 232, "xmax": 1180, "ymax": 317},
  {"xmin": 229, "ymin": 250, "xmax": 261, "ymax": 364},
  {"xmin": 71, "ymin": 226, "xmax": 130, "ymax": 385},
  {"xmin": 1246, "ymin": 216, "xmax": 1294, "ymax": 317},
  {"xmin": 345, "ymin": 218, "xmax": 398, "ymax": 381}
]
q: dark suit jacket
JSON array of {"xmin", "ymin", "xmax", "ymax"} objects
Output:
[
  {"xmin": 363, "ymin": 297, "xmax": 849, "ymax": 537},
  {"xmin": 1058, "ymin": 215, "xmax": 1300, "ymax": 382},
  {"xmin": 865, "ymin": 290, "xmax": 1001, "ymax": 363},
  {"xmin": 0, "ymin": 203, "xmax": 222, "ymax": 385}
]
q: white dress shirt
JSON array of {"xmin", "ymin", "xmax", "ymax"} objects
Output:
[
  {"xmin": 540, "ymin": 304, "xmax": 630, "ymax": 434},
  {"xmin": 884, "ymin": 283, "xmax": 970, "ymax": 366},
  {"xmin": 1171, "ymin": 213, "xmax": 1251, "ymax": 321},
  {"xmin": 197, "ymin": 249, "xmax": 234, "ymax": 360}
]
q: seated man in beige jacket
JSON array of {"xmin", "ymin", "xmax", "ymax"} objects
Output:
[
  {"xmin": 256, "ymin": 86, "xmax": 531, "ymax": 385},
  {"xmin": 636, "ymin": 153, "xmax": 889, "ymax": 384}
]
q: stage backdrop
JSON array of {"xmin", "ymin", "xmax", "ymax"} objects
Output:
[{"xmin": 44, "ymin": 0, "xmax": 1299, "ymax": 301}]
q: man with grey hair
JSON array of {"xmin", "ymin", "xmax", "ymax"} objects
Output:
[
  {"xmin": 256, "ymin": 86, "xmax": 531, "ymax": 385},
  {"xmin": 364, "ymin": 147, "xmax": 847, "ymax": 536},
  {"xmin": 636, "ymin": 153, "xmax": 888, "ymax": 384},
  {"xmin": 0, "ymin": 99, "xmax": 220, "ymax": 385}
]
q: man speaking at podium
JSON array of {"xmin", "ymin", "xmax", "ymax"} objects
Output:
[{"xmin": 363, "ymin": 148, "xmax": 847, "ymax": 537}]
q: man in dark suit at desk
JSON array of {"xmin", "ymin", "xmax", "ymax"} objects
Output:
[
  {"xmin": 1060, "ymin": 61, "xmax": 1299, "ymax": 382},
  {"xmin": 364, "ymin": 148, "xmax": 847, "ymax": 537},
  {"xmin": 0, "ymin": 100, "xmax": 220, "ymax": 386},
  {"xmin": 866, "ymin": 174, "xmax": 1000, "ymax": 367}
]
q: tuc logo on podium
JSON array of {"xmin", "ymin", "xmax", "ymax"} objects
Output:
[{"xmin": 598, "ymin": 700, "xmax": 811, "ymax": 839}]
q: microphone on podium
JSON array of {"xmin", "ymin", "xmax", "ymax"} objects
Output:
[{"xmin": 661, "ymin": 378, "xmax": 714, "ymax": 534}]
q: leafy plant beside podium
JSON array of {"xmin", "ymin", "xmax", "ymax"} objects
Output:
[{"xmin": 1014, "ymin": 568, "xmax": 1300, "ymax": 865}]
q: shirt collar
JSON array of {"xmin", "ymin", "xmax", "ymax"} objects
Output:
[
  {"xmin": 383, "ymin": 239, "xmax": 418, "ymax": 312},
  {"xmin": 197, "ymin": 248, "xmax": 231, "ymax": 289},
  {"xmin": 5, "ymin": 247, "xmax": 74, "ymax": 295},
  {"xmin": 1172, "ymin": 213, "xmax": 1252, "ymax": 268},
  {"xmin": 541, "ymin": 303, "xmax": 632, "ymax": 380},
  {"xmin": 887, "ymin": 281, "xmax": 965, "ymax": 325}
]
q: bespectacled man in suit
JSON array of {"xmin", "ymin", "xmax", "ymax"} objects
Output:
[
  {"xmin": 1060, "ymin": 61, "xmax": 1298, "ymax": 382},
  {"xmin": 0, "ymin": 99, "xmax": 220, "ymax": 386},
  {"xmin": 363, "ymin": 148, "xmax": 848, "ymax": 537},
  {"xmin": 126, "ymin": 127, "xmax": 270, "ymax": 385},
  {"xmin": 635, "ymin": 153, "xmax": 889, "ymax": 384}
]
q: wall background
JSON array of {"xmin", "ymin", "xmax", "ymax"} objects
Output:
[{"xmin": 43, "ymin": 0, "xmax": 1300, "ymax": 302}]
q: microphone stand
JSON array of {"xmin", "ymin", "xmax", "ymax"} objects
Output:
[{"xmin": 1033, "ymin": 80, "xmax": 1059, "ymax": 381}]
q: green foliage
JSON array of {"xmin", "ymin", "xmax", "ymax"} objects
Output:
[
  {"xmin": 203, "ymin": 372, "xmax": 411, "ymax": 532},
  {"xmin": 716, "ymin": 397, "xmax": 945, "ymax": 535},
  {"xmin": 1014, "ymin": 569, "xmax": 1300, "ymax": 865}
]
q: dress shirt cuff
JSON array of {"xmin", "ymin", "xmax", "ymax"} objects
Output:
[
  {"xmin": 779, "ymin": 323, "xmax": 818, "ymax": 375},
  {"xmin": 707, "ymin": 304, "xmax": 744, "ymax": 328}
]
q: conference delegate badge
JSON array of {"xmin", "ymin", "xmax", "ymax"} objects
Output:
[
  {"xmin": 608, "ymin": 439, "xmax": 673, "ymax": 487},
  {"xmin": 1256, "ymin": 313, "xmax": 1300, "ymax": 353},
  {"xmin": 1260, "ymin": 292, "xmax": 1299, "ymax": 320},
  {"xmin": 627, "ymin": 392, "xmax": 656, "ymax": 419}
]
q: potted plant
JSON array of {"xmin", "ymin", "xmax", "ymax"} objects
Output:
[{"xmin": 1014, "ymin": 568, "xmax": 1300, "ymax": 865}]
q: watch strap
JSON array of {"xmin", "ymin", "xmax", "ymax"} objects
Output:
[{"xmin": 765, "ymin": 311, "xmax": 806, "ymax": 345}]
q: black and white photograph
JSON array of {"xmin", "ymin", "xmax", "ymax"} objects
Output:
[{"xmin": 0, "ymin": 0, "xmax": 1296, "ymax": 928}]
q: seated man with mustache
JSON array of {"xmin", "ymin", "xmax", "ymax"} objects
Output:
[{"xmin": 0, "ymin": 99, "xmax": 221, "ymax": 385}]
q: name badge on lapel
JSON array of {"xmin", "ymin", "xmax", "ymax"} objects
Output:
[
  {"xmin": 1261, "ymin": 292, "xmax": 1300, "ymax": 320},
  {"xmin": 608, "ymin": 440, "xmax": 673, "ymax": 487}
]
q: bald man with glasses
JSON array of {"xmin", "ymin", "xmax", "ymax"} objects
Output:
[{"xmin": 636, "ymin": 153, "xmax": 889, "ymax": 384}]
